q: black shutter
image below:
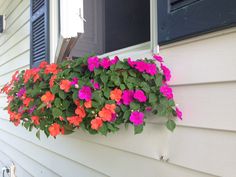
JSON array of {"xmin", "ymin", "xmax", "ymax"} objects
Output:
[
  {"xmin": 30, "ymin": 0, "xmax": 50, "ymax": 68},
  {"xmin": 158, "ymin": 0, "xmax": 236, "ymax": 44},
  {"xmin": 0, "ymin": 15, "xmax": 4, "ymax": 33}
]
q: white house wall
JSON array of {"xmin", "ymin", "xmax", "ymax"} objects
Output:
[{"xmin": 0, "ymin": 0, "xmax": 236, "ymax": 176}]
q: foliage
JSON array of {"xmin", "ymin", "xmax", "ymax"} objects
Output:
[{"xmin": 1, "ymin": 55, "xmax": 182, "ymax": 138}]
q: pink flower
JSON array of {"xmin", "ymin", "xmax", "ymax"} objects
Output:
[
  {"xmin": 17, "ymin": 87, "xmax": 26, "ymax": 98},
  {"xmin": 146, "ymin": 107, "xmax": 152, "ymax": 112},
  {"xmin": 161, "ymin": 64, "xmax": 171, "ymax": 81},
  {"xmin": 176, "ymin": 107, "xmax": 182, "ymax": 120},
  {"xmin": 134, "ymin": 90, "xmax": 147, "ymax": 102},
  {"xmin": 160, "ymin": 85, "xmax": 173, "ymax": 100},
  {"xmin": 78, "ymin": 86, "xmax": 92, "ymax": 101},
  {"xmin": 146, "ymin": 63, "xmax": 157, "ymax": 76},
  {"xmin": 127, "ymin": 58, "xmax": 136, "ymax": 67},
  {"xmin": 90, "ymin": 79, "xmax": 100, "ymax": 90},
  {"xmin": 70, "ymin": 77, "xmax": 79, "ymax": 86},
  {"xmin": 135, "ymin": 61, "xmax": 146, "ymax": 72},
  {"xmin": 100, "ymin": 57, "xmax": 111, "ymax": 69},
  {"xmin": 153, "ymin": 55, "xmax": 163, "ymax": 62},
  {"xmin": 130, "ymin": 111, "xmax": 144, "ymax": 126},
  {"xmin": 111, "ymin": 56, "xmax": 119, "ymax": 65},
  {"xmin": 122, "ymin": 90, "xmax": 134, "ymax": 105},
  {"xmin": 88, "ymin": 56, "xmax": 99, "ymax": 71}
]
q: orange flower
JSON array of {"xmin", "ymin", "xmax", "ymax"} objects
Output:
[
  {"xmin": 110, "ymin": 88, "xmax": 122, "ymax": 102},
  {"xmin": 75, "ymin": 106, "xmax": 86, "ymax": 118},
  {"xmin": 99, "ymin": 107, "xmax": 113, "ymax": 122},
  {"xmin": 31, "ymin": 116, "xmax": 40, "ymax": 125},
  {"xmin": 49, "ymin": 75, "xmax": 57, "ymax": 88},
  {"xmin": 33, "ymin": 73, "xmax": 40, "ymax": 83},
  {"xmin": 45, "ymin": 64, "xmax": 58, "ymax": 74},
  {"xmin": 74, "ymin": 100, "xmax": 80, "ymax": 106},
  {"xmin": 91, "ymin": 117, "xmax": 103, "ymax": 130},
  {"xmin": 9, "ymin": 111, "xmax": 21, "ymax": 126},
  {"xmin": 105, "ymin": 104, "xmax": 116, "ymax": 114},
  {"xmin": 41, "ymin": 91, "xmax": 55, "ymax": 104},
  {"xmin": 84, "ymin": 100, "xmax": 92, "ymax": 108},
  {"xmin": 48, "ymin": 123, "xmax": 61, "ymax": 137},
  {"xmin": 60, "ymin": 79, "xmax": 71, "ymax": 92},
  {"xmin": 23, "ymin": 98, "xmax": 33, "ymax": 107},
  {"xmin": 39, "ymin": 61, "xmax": 48, "ymax": 69},
  {"xmin": 67, "ymin": 116, "xmax": 83, "ymax": 126}
]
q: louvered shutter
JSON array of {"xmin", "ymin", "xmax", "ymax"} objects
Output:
[
  {"xmin": 30, "ymin": 0, "xmax": 50, "ymax": 68},
  {"xmin": 158, "ymin": 0, "xmax": 236, "ymax": 44}
]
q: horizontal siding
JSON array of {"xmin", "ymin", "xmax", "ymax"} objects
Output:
[{"xmin": 0, "ymin": 1, "xmax": 235, "ymax": 176}]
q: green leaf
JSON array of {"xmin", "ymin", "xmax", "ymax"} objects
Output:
[
  {"xmin": 155, "ymin": 74, "xmax": 163, "ymax": 87},
  {"xmin": 37, "ymin": 103, "xmax": 46, "ymax": 110},
  {"xmin": 120, "ymin": 84, "xmax": 126, "ymax": 90},
  {"xmin": 134, "ymin": 125, "xmax": 143, "ymax": 134},
  {"xmin": 149, "ymin": 93, "xmax": 157, "ymax": 103},
  {"xmin": 123, "ymin": 110, "xmax": 131, "ymax": 121},
  {"xmin": 59, "ymin": 91, "xmax": 66, "ymax": 99},
  {"xmin": 36, "ymin": 130, "xmax": 40, "ymax": 140},
  {"xmin": 54, "ymin": 98, "xmax": 61, "ymax": 107},
  {"xmin": 130, "ymin": 102, "xmax": 140, "ymax": 110},
  {"xmin": 128, "ymin": 70, "xmax": 136, "ymax": 77},
  {"xmin": 72, "ymin": 91, "xmax": 78, "ymax": 101},
  {"xmin": 166, "ymin": 119, "xmax": 176, "ymax": 132},
  {"xmin": 103, "ymin": 88, "xmax": 111, "ymax": 99},
  {"xmin": 101, "ymin": 73, "xmax": 109, "ymax": 84},
  {"xmin": 98, "ymin": 124, "xmax": 108, "ymax": 135},
  {"xmin": 51, "ymin": 85, "xmax": 60, "ymax": 94},
  {"xmin": 52, "ymin": 108, "xmax": 63, "ymax": 117},
  {"xmin": 62, "ymin": 100, "xmax": 70, "ymax": 109}
]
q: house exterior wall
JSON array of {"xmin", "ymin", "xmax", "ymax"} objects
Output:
[{"xmin": 0, "ymin": 0, "xmax": 236, "ymax": 176}]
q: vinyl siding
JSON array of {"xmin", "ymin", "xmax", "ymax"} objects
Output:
[{"xmin": 0, "ymin": 0, "xmax": 235, "ymax": 176}]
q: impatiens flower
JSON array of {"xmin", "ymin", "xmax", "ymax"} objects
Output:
[
  {"xmin": 135, "ymin": 61, "xmax": 146, "ymax": 72},
  {"xmin": 67, "ymin": 116, "xmax": 83, "ymax": 126},
  {"xmin": 23, "ymin": 97, "xmax": 32, "ymax": 107},
  {"xmin": 127, "ymin": 58, "xmax": 135, "ymax": 67},
  {"xmin": 134, "ymin": 90, "xmax": 147, "ymax": 102},
  {"xmin": 129, "ymin": 111, "xmax": 144, "ymax": 126},
  {"xmin": 105, "ymin": 104, "xmax": 116, "ymax": 114},
  {"xmin": 110, "ymin": 88, "xmax": 122, "ymax": 102},
  {"xmin": 48, "ymin": 123, "xmax": 61, "ymax": 137},
  {"xmin": 29, "ymin": 105, "xmax": 37, "ymax": 114},
  {"xmin": 122, "ymin": 90, "xmax": 134, "ymax": 105},
  {"xmin": 49, "ymin": 75, "xmax": 57, "ymax": 88},
  {"xmin": 23, "ymin": 69, "xmax": 39, "ymax": 84},
  {"xmin": 75, "ymin": 106, "xmax": 86, "ymax": 118},
  {"xmin": 45, "ymin": 64, "xmax": 58, "ymax": 75},
  {"xmin": 70, "ymin": 77, "xmax": 79, "ymax": 86},
  {"xmin": 84, "ymin": 100, "xmax": 92, "ymax": 108},
  {"xmin": 17, "ymin": 87, "xmax": 26, "ymax": 98},
  {"xmin": 78, "ymin": 86, "xmax": 92, "ymax": 101},
  {"xmin": 39, "ymin": 61, "xmax": 48, "ymax": 69},
  {"xmin": 60, "ymin": 80, "xmax": 71, "ymax": 92},
  {"xmin": 31, "ymin": 116, "xmax": 40, "ymax": 125},
  {"xmin": 100, "ymin": 57, "xmax": 111, "ymax": 69},
  {"xmin": 99, "ymin": 107, "xmax": 113, "ymax": 122},
  {"xmin": 161, "ymin": 64, "xmax": 171, "ymax": 81},
  {"xmin": 160, "ymin": 85, "xmax": 173, "ymax": 100},
  {"xmin": 93, "ymin": 82, "xmax": 100, "ymax": 90},
  {"xmin": 176, "ymin": 107, "xmax": 182, "ymax": 120},
  {"xmin": 91, "ymin": 117, "xmax": 103, "ymax": 130},
  {"xmin": 111, "ymin": 56, "xmax": 119, "ymax": 65},
  {"xmin": 88, "ymin": 56, "xmax": 99, "ymax": 71},
  {"xmin": 18, "ymin": 106, "xmax": 24, "ymax": 114},
  {"xmin": 145, "ymin": 63, "xmax": 157, "ymax": 76},
  {"xmin": 41, "ymin": 91, "xmax": 55, "ymax": 104},
  {"xmin": 153, "ymin": 55, "xmax": 163, "ymax": 62},
  {"xmin": 146, "ymin": 107, "xmax": 152, "ymax": 112}
]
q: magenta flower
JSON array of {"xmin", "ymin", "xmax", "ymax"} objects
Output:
[
  {"xmin": 130, "ymin": 111, "xmax": 144, "ymax": 126},
  {"xmin": 111, "ymin": 56, "xmax": 119, "ymax": 65},
  {"xmin": 160, "ymin": 85, "xmax": 173, "ymax": 100},
  {"xmin": 28, "ymin": 105, "xmax": 37, "ymax": 114},
  {"xmin": 100, "ymin": 57, "xmax": 111, "ymax": 69},
  {"xmin": 127, "ymin": 58, "xmax": 136, "ymax": 67},
  {"xmin": 134, "ymin": 90, "xmax": 147, "ymax": 102},
  {"xmin": 153, "ymin": 55, "xmax": 163, "ymax": 62},
  {"xmin": 90, "ymin": 79, "xmax": 100, "ymax": 90},
  {"xmin": 146, "ymin": 63, "xmax": 157, "ymax": 76},
  {"xmin": 146, "ymin": 107, "xmax": 152, "ymax": 112},
  {"xmin": 176, "ymin": 107, "xmax": 182, "ymax": 120},
  {"xmin": 78, "ymin": 86, "xmax": 92, "ymax": 101},
  {"xmin": 135, "ymin": 61, "xmax": 146, "ymax": 72},
  {"xmin": 161, "ymin": 64, "xmax": 171, "ymax": 81},
  {"xmin": 70, "ymin": 77, "xmax": 79, "ymax": 86},
  {"xmin": 122, "ymin": 90, "xmax": 134, "ymax": 105},
  {"xmin": 17, "ymin": 87, "xmax": 26, "ymax": 98},
  {"xmin": 88, "ymin": 56, "xmax": 100, "ymax": 71}
]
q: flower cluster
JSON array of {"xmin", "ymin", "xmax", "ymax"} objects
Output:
[{"xmin": 1, "ymin": 55, "xmax": 182, "ymax": 138}]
